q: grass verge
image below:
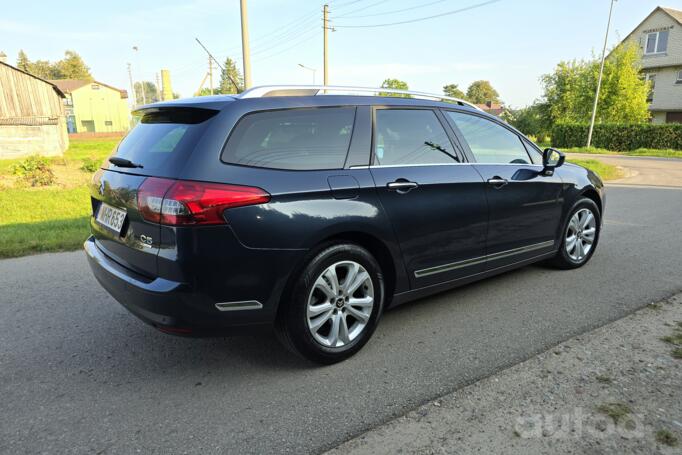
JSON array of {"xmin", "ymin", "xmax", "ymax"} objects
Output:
[
  {"xmin": 0, "ymin": 137, "xmax": 117, "ymax": 259},
  {"xmin": 567, "ymin": 158, "xmax": 624, "ymax": 181},
  {"xmin": 0, "ymin": 187, "xmax": 91, "ymax": 258}
]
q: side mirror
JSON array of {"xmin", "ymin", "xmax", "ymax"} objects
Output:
[{"xmin": 542, "ymin": 148, "xmax": 565, "ymax": 176}]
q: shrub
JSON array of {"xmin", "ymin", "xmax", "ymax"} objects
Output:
[
  {"xmin": 80, "ymin": 157, "xmax": 101, "ymax": 173},
  {"xmin": 10, "ymin": 156, "xmax": 55, "ymax": 187},
  {"xmin": 552, "ymin": 123, "xmax": 682, "ymax": 151}
]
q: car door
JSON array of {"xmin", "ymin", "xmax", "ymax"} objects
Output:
[
  {"xmin": 368, "ymin": 107, "xmax": 488, "ymax": 289},
  {"xmin": 444, "ymin": 110, "xmax": 563, "ymax": 270}
]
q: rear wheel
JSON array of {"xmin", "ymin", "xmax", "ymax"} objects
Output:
[
  {"xmin": 276, "ymin": 243, "xmax": 384, "ymax": 364},
  {"xmin": 549, "ymin": 198, "xmax": 601, "ymax": 269}
]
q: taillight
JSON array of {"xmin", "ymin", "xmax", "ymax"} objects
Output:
[{"xmin": 137, "ymin": 177, "xmax": 270, "ymax": 226}]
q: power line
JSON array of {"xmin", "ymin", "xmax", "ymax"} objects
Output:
[
  {"xmin": 334, "ymin": 0, "xmax": 391, "ymax": 18},
  {"xmin": 338, "ymin": 0, "xmax": 451, "ymax": 19},
  {"xmin": 334, "ymin": 0, "xmax": 502, "ymax": 28},
  {"xmin": 252, "ymin": 29, "xmax": 322, "ymax": 63}
]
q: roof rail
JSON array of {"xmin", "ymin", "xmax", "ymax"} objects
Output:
[{"xmin": 238, "ymin": 85, "xmax": 483, "ymax": 111}]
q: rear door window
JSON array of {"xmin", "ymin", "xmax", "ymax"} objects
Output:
[
  {"xmin": 112, "ymin": 108, "xmax": 217, "ymax": 173},
  {"xmin": 222, "ymin": 107, "xmax": 356, "ymax": 170},
  {"xmin": 373, "ymin": 109, "xmax": 458, "ymax": 166},
  {"xmin": 445, "ymin": 111, "xmax": 532, "ymax": 164}
]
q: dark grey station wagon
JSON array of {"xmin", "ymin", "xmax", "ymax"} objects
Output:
[{"xmin": 85, "ymin": 85, "xmax": 605, "ymax": 363}]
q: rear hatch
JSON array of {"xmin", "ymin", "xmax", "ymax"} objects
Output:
[{"xmin": 90, "ymin": 107, "xmax": 218, "ymax": 278}]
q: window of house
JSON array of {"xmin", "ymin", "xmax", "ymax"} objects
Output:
[
  {"xmin": 222, "ymin": 107, "xmax": 356, "ymax": 170},
  {"xmin": 676, "ymin": 70, "xmax": 682, "ymax": 84},
  {"xmin": 373, "ymin": 109, "xmax": 458, "ymax": 166},
  {"xmin": 645, "ymin": 30, "xmax": 669, "ymax": 55},
  {"xmin": 91, "ymin": 84, "xmax": 100, "ymax": 90},
  {"xmin": 445, "ymin": 111, "xmax": 532, "ymax": 165},
  {"xmin": 105, "ymin": 120, "xmax": 113, "ymax": 126}
]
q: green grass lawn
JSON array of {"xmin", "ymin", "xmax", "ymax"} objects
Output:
[
  {"xmin": 0, "ymin": 187, "xmax": 91, "ymax": 258},
  {"xmin": 0, "ymin": 137, "xmax": 118, "ymax": 259},
  {"xmin": 567, "ymin": 158, "xmax": 624, "ymax": 181}
]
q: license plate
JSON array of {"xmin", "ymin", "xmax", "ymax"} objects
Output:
[{"xmin": 96, "ymin": 202, "xmax": 127, "ymax": 234}]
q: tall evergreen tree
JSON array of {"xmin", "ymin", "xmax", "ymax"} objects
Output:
[
  {"xmin": 16, "ymin": 50, "xmax": 30, "ymax": 72},
  {"xmin": 218, "ymin": 57, "xmax": 243, "ymax": 94}
]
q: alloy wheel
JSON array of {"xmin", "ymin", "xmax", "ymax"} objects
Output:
[
  {"xmin": 306, "ymin": 261, "xmax": 374, "ymax": 348},
  {"xmin": 565, "ymin": 208, "xmax": 597, "ymax": 262}
]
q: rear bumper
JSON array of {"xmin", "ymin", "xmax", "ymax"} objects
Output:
[{"xmin": 84, "ymin": 236, "xmax": 288, "ymax": 335}]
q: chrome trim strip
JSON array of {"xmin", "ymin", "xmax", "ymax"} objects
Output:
[
  {"xmin": 352, "ymin": 163, "xmax": 544, "ymax": 169},
  {"xmin": 214, "ymin": 300, "xmax": 263, "ymax": 312},
  {"xmin": 414, "ymin": 240, "xmax": 555, "ymax": 278}
]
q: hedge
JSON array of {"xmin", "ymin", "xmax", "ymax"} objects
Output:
[{"xmin": 552, "ymin": 123, "xmax": 682, "ymax": 151}]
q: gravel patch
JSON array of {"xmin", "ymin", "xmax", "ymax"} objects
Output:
[{"xmin": 326, "ymin": 294, "xmax": 682, "ymax": 454}]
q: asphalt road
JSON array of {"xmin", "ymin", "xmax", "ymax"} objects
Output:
[{"xmin": 1, "ymin": 185, "xmax": 681, "ymax": 455}]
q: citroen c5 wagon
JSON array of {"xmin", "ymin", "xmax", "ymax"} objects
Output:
[{"xmin": 85, "ymin": 85, "xmax": 604, "ymax": 363}]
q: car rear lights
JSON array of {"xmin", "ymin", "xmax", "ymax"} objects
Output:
[{"xmin": 137, "ymin": 177, "xmax": 270, "ymax": 226}]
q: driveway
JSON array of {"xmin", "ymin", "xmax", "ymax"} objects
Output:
[
  {"xmin": 1, "ymin": 186, "xmax": 681, "ymax": 455},
  {"xmin": 567, "ymin": 153, "xmax": 682, "ymax": 187}
]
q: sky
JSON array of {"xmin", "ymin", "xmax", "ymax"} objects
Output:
[{"xmin": 2, "ymin": 0, "xmax": 680, "ymax": 107}]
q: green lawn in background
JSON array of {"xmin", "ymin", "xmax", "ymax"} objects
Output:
[
  {"xmin": 0, "ymin": 137, "xmax": 118, "ymax": 258},
  {"xmin": 567, "ymin": 158, "xmax": 624, "ymax": 181},
  {"xmin": 0, "ymin": 186, "xmax": 91, "ymax": 258}
]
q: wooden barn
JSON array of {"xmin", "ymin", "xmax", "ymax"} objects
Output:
[{"xmin": 0, "ymin": 58, "xmax": 69, "ymax": 159}]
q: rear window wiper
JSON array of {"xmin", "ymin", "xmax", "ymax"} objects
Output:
[{"xmin": 109, "ymin": 157, "xmax": 144, "ymax": 168}]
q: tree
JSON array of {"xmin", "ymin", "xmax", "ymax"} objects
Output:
[
  {"xmin": 507, "ymin": 102, "xmax": 552, "ymax": 140},
  {"xmin": 16, "ymin": 50, "xmax": 30, "ymax": 72},
  {"xmin": 541, "ymin": 42, "xmax": 650, "ymax": 125},
  {"xmin": 197, "ymin": 87, "xmax": 216, "ymax": 96},
  {"xmin": 134, "ymin": 81, "xmax": 159, "ymax": 104},
  {"xmin": 443, "ymin": 83, "xmax": 466, "ymax": 99},
  {"xmin": 17, "ymin": 50, "xmax": 93, "ymax": 81},
  {"xmin": 55, "ymin": 50, "xmax": 92, "ymax": 80},
  {"xmin": 218, "ymin": 57, "xmax": 243, "ymax": 94},
  {"xmin": 466, "ymin": 80, "xmax": 500, "ymax": 104},
  {"xmin": 380, "ymin": 78, "xmax": 409, "ymax": 97},
  {"xmin": 27, "ymin": 60, "xmax": 58, "ymax": 79}
]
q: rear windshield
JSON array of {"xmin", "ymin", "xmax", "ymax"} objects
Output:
[
  {"xmin": 111, "ymin": 108, "xmax": 217, "ymax": 173},
  {"xmin": 222, "ymin": 107, "xmax": 356, "ymax": 170}
]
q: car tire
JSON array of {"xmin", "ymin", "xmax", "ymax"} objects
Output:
[
  {"xmin": 276, "ymin": 243, "xmax": 384, "ymax": 364},
  {"xmin": 549, "ymin": 198, "xmax": 601, "ymax": 270}
]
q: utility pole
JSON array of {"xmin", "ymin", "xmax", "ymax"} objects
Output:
[
  {"xmin": 240, "ymin": 0, "xmax": 252, "ymax": 89},
  {"xmin": 127, "ymin": 63, "xmax": 136, "ymax": 107},
  {"xmin": 195, "ymin": 38, "xmax": 241, "ymax": 93},
  {"xmin": 323, "ymin": 4, "xmax": 329, "ymax": 85},
  {"xmin": 587, "ymin": 0, "xmax": 616, "ymax": 147},
  {"xmin": 155, "ymin": 72, "xmax": 161, "ymax": 102},
  {"xmin": 132, "ymin": 46, "xmax": 146, "ymax": 105},
  {"xmin": 208, "ymin": 56, "xmax": 214, "ymax": 95}
]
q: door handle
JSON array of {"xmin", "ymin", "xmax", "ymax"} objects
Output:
[
  {"xmin": 387, "ymin": 180, "xmax": 419, "ymax": 193},
  {"xmin": 487, "ymin": 177, "xmax": 508, "ymax": 188}
]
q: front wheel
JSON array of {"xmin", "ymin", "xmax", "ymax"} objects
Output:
[
  {"xmin": 276, "ymin": 243, "xmax": 384, "ymax": 364},
  {"xmin": 549, "ymin": 198, "xmax": 601, "ymax": 269}
]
